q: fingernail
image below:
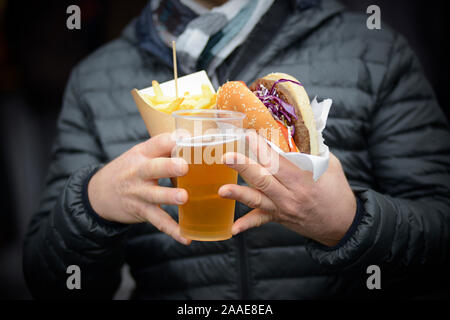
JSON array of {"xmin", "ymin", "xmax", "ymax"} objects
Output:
[
  {"xmin": 219, "ymin": 187, "xmax": 230, "ymax": 198},
  {"xmin": 180, "ymin": 237, "xmax": 190, "ymax": 245},
  {"xmin": 175, "ymin": 192, "xmax": 186, "ymax": 204},
  {"xmin": 223, "ymin": 153, "xmax": 235, "ymax": 165}
]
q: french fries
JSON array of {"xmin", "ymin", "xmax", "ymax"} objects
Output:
[
  {"xmin": 152, "ymin": 80, "xmax": 164, "ymax": 96},
  {"xmin": 143, "ymin": 81, "xmax": 216, "ymax": 113}
]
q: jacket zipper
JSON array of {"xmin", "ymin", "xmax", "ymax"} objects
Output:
[{"xmin": 237, "ymin": 233, "xmax": 249, "ymax": 299}]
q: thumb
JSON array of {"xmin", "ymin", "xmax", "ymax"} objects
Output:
[{"xmin": 232, "ymin": 208, "xmax": 273, "ymax": 235}]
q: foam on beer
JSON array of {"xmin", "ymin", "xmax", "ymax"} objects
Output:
[
  {"xmin": 177, "ymin": 133, "xmax": 242, "ymax": 147},
  {"xmin": 175, "ymin": 133, "xmax": 247, "ymax": 165}
]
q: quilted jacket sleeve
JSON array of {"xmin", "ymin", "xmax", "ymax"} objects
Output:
[
  {"xmin": 307, "ymin": 34, "xmax": 450, "ymax": 278},
  {"xmin": 23, "ymin": 67, "xmax": 130, "ymax": 299}
]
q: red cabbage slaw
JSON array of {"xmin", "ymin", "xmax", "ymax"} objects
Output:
[{"xmin": 253, "ymin": 79, "xmax": 303, "ymax": 137}]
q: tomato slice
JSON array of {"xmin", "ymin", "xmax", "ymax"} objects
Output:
[{"xmin": 275, "ymin": 120, "xmax": 298, "ymax": 152}]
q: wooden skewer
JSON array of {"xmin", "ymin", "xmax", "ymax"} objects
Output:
[{"xmin": 172, "ymin": 40, "xmax": 178, "ymax": 98}]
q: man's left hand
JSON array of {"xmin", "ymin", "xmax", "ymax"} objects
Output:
[{"xmin": 218, "ymin": 131, "xmax": 357, "ymax": 247}]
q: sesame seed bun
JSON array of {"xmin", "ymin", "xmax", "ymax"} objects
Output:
[
  {"xmin": 216, "ymin": 73, "xmax": 318, "ymax": 155},
  {"xmin": 216, "ymin": 81, "xmax": 291, "ymax": 152},
  {"xmin": 250, "ymin": 73, "xmax": 319, "ymax": 155}
]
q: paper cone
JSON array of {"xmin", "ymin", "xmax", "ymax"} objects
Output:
[
  {"xmin": 132, "ymin": 89, "xmax": 175, "ymax": 137},
  {"xmin": 131, "ymin": 70, "xmax": 215, "ymax": 137}
]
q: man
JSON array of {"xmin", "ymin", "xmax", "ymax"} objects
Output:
[{"xmin": 24, "ymin": 0, "xmax": 450, "ymax": 299}]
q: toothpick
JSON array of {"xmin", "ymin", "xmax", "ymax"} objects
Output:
[{"xmin": 172, "ymin": 40, "xmax": 178, "ymax": 98}]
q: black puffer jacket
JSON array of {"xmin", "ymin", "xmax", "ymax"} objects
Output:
[{"xmin": 24, "ymin": 0, "xmax": 450, "ymax": 299}]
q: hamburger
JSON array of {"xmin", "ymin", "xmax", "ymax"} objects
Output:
[{"xmin": 216, "ymin": 73, "xmax": 318, "ymax": 155}]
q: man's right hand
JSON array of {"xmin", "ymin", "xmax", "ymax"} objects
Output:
[{"xmin": 88, "ymin": 133, "xmax": 191, "ymax": 245}]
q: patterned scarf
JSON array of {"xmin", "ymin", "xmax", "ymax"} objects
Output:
[
  {"xmin": 148, "ymin": 0, "xmax": 273, "ymax": 81},
  {"xmin": 136, "ymin": 0, "xmax": 320, "ymax": 83}
]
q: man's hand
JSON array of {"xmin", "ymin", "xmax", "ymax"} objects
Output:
[
  {"xmin": 218, "ymin": 131, "xmax": 356, "ymax": 247},
  {"xmin": 88, "ymin": 133, "xmax": 191, "ymax": 245}
]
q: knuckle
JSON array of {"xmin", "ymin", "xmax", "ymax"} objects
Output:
[
  {"xmin": 282, "ymin": 194, "xmax": 301, "ymax": 215},
  {"xmin": 125, "ymin": 200, "xmax": 145, "ymax": 219},
  {"xmin": 156, "ymin": 133, "xmax": 174, "ymax": 150},
  {"xmin": 136, "ymin": 204, "xmax": 150, "ymax": 220},
  {"xmin": 294, "ymin": 187, "xmax": 307, "ymax": 201},
  {"xmin": 237, "ymin": 163, "xmax": 250, "ymax": 176},
  {"xmin": 248, "ymin": 191, "xmax": 262, "ymax": 208},
  {"xmin": 133, "ymin": 142, "xmax": 147, "ymax": 157},
  {"xmin": 255, "ymin": 214, "xmax": 264, "ymax": 228},
  {"xmin": 151, "ymin": 158, "xmax": 164, "ymax": 176},
  {"xmin": 296, "ymin": 185, "xmax": 318, "ymax": 205},
  {"xmin": 140, "ymin": 162, "xmax": 151, "ymax": 179},
  {"xmin": 148, "ymin": 187, "xmax": 163, "ymax": 204},
  {"xmin": 127, "ymin": 165, "xmax": 139, "ymax": 180},
  {"xmin": 152, "ymin": 187, "xmax": 174, "ymax": 204},
  {"xmin": 254, "ymin": 174, "xmax": 273, "ymax": 192},
  {"xmin": 144, "ymin": 158, "xmax": 169, "ymax": 179},
  {"xmin": 282, "ymin": 202, "xmax": 297, "ymax": 216},
  {"xmin": 165, "ymin": 226, "xmax": 175, "ymax": 238},
  {"xmin": 271, "ymin": 212, "xmax": 281, "ymax": 223},
  {"xmin": 305, "ymin": 186, "xmax": 319, "ymax": 201},
  {"xmin": 167, "ymin": 159, "xmax": 179, "ymax": 176},
  {"xmin": 136, "ymin": 159, "xmax": 151, "ymax": 179},
  {"xmin": 153, "ymin": 219, "xmax": 164, "ymax": 233},
  {"xmin": 156, "ymin": 221, "xmax": 166, "ymax": 233},
  {"xmin": 156, "ymin": 218, "xmax": 174, "ymax": 237},
  {"xmin": 146, "ymin": 190, "xmax": 156, "ymax": 204},
  {"xmin": 296, "ymin": 188, "xmax": 309, "ymax": 202}
]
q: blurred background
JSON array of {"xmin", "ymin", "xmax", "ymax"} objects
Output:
[{"xmin": 0, "ymin": 0, "xmax": 449, "ymax": 299}]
